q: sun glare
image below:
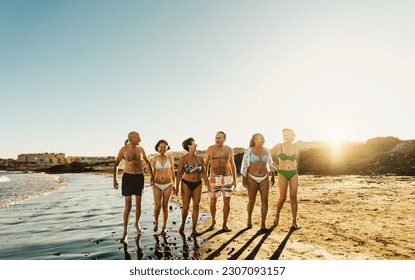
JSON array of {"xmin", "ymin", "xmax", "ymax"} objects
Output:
[{"xmin": 325, "ymin": 130, "xmax": 348, "ymax": 160}]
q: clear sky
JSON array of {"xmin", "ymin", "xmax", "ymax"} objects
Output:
[{"xmin": 1, "ymin": 0, "xmax": 414, "ymax": 159}]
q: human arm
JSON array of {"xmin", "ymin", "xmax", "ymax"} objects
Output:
[
  {"xmin": 266, "ymin": 147, "xmax": 275, "ymax": 186},
  {"xmin": 141, "ymin": 148, "xmax": 154, "ymax": 184},
  {"xmin": 175, "ymin": 157, "xmax": 184, "ymax": 196},
  {"xmin": 240, "ymin": 149, "xmax": 250, "ymax": 187},
  {"xmin": 150, "ymin": 156, "xmax": 157, "ymax": 186},
  {"xmin": 200, "ymin": 156, "xmax": 210, "ymax": 191},
  {"xmin": 229, "ymin": 148, "xmax": 237, "ymax": 189},
  {"xmin": 113, "ymin": 148, "xmax": 124, "ymax": 189},
  {"xmin": 169, "ymin": 156, "xmax": 176, "ymax": 193},
  {"xmin": 204, "ymin": 147, "xmax": 211, "ymax": 178}
]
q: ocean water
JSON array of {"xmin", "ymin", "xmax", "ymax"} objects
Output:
[
  {"xmin": 0, "ymin": 171, "xmax": 66, "ymax": 208},
  {"xmin": 0, "ymin": 172, "xmax": 206, "ymax": 260}
]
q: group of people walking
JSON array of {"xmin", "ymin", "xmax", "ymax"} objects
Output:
[{"xmin": 113, "ymin": 129, "xmax": 300, "ymax": 243}]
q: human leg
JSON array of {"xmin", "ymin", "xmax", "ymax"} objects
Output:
[
  {"xmin": 274, "ymin": 174, "xmax": 288, "ymax": 226},
  {"xmin": 180, "ymin": 182, "xmax": 191, "ymax": 233},
  {"xmin": 209, "ymin": 197, "xmax": 217, "ymax": 230},
  {"xmin": 161, "ymin": 185, "xmax": 173, "ymax": 234},
  {"xmin": 222, "ymin": 197, "xmax": 231, "ymax": 231},
  {"xmin": 258, "ymin": 177, "xmax": 270, "ymax": 229},
  {"xmin": 246, "ymin": 175, "xmax": 259, "ymax": 228},
  {"xmin": 134, "ymin": 195, "xmax": 142, "ymax": 234},
  {"xmin": 191, "ymin": 185, "xmax": 202, "ymax": 235},
  {"xmin": 153, "ymin": 186, "xmax": 162, "ymax": 231},
  {"xmin": 289, "ymin": 175, "xmax": 300, "ymax": 229},
  {"xmin": 122, "ymin": 196, "xmax": 133, "ymax": 243},
  {"xmin": 222, "ymin": 176, "xmax": 232, "ymax": 231}
]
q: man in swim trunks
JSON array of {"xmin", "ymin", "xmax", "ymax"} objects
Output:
[
  {"xmin": 204, "ymin": 131, "xmax": 237, "ymax": 232},
  {"xmin": 114, "ymin": 131, "xmax": 153, "ymax": 243}
]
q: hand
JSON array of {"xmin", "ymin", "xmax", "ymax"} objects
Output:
[
  {"xmin": 114, "ymin": 181, "xmax": 119, "ymax": 189},
  {"xmin": 232, "ymin": 180, "xmax": 237, "ymax": 191},
  {"xmin": 242, "ymin": 176, "xmax": 247, "ymax": 188}
]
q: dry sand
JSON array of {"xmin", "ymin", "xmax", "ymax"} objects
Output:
[
  {"xmin": 1, "ymin": 173, "xmax": 414, "ymax": 260},
  {"xmin": 193, "ymin": 175, "xmax": 415, "ymax": 260}
]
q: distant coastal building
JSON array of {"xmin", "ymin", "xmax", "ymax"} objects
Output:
[
  {"xmin": 17, "ymin": 153, "xmax": 66, "ymax": 165},
  {"xmin": 66, "ymin": 156, "xmax": 115, "ymax": 164},
  {"xmin": 17, "ymin": 153, "xmax": 115, "ymax": 166}
]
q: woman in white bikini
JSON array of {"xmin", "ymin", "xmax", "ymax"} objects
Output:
[
  {"xmin": 241, "ymin": 133, "xmax": 275, "ymax": 231},
  {"xmin": 151, "ymin": 139, "xmax": 175, "ymax": 235}
]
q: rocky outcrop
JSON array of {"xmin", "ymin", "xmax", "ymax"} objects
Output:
[
  {"xmin": 37, "ymin": 161, "xmax": 94, "ymax": 174},
  {"xmin": 298, "ymin": 138, "xmax": 415, "ymax": 176}
]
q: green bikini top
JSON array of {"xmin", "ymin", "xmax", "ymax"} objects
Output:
[{"xmin": 278, "ymin": 144, "xmax": 296, "ymax": 161}]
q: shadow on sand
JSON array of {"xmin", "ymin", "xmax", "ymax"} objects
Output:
[
  {"xmin": 228, "ymin": 226, "xmax": 276, "ymax": 260},
  {"xmin": 269, "ymin": 226, "xmax": 298, "ymax": 260}
]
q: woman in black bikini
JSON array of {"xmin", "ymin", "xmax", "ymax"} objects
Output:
[{"xmin": 175, "ymin": 137, "xmax": 210, "ymax": 235}]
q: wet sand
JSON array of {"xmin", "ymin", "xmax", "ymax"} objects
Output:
[
  {"xmin": 1, "ymin": 173, "xmax": 414, "ymax": 260},
  {"xmin": 0, "ymin": 173, "xmax": 207, "ymax": 260}
]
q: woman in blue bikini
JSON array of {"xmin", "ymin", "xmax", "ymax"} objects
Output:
[
  {"xmin": 175, "ymin": 137, "xmax": 210, "ymax": 235},
  {"xmin": 151, "ymin": 139, "xmax": 175, "ymax": 235},
  {"xmin": 241, "ymin": 133, "xmax": 275, "ymax": 231},
  {"xmin": 273, "ymin": 128, "xmax": 301, "ymax": 229}
]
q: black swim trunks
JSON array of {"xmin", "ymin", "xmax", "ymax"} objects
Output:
[{"xmin": 121, "ymin": 173, "xmax": 145, "ymax": 196}]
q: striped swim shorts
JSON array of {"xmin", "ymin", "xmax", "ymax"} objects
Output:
[{"xmin": 210, "ymin": 174, "xmax": 232, "ymax": 198}]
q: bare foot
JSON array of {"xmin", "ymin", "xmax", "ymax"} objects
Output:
[
  {"xmin": 135, "ymin": 224, "xmax": 142, "ymax": 234},
  {"xmin": 273, "ymin": 216, "xmax": 279, "ymax": 226},
  {"xmin": 208, "ymin": 222, "xmax": 216, "ymax": 231},
  {"xmin": 179, "ymin": 224, "xmax": 185, "ymax": 233},
  {"xmin": 222, "ymin": 225, "xmax": 232, "ymax": 232},
  {"xmin": 120, "ymin": 233, "xmax": 128, "ymax": 244},
  {"xmin": 191, "ymin": 229, "xmax": 199, "ymax": 236},
  {"xmin": 247, "ymin": 218, "xmax": 252, "ymax": 229},
  {"xmin": 260, "ymin": 227, "xmax": 269, "ymax": 233},
  {"xmin": 153, "ymin": 223, "xmax": 158, "ymax": 232},
  {"xmin": 292, "ymin": 224, "xmax": 301, "ymax": 230},
  {"xmin": 161, "ymin": 228, "xmax": 167, "ymax": 235}
]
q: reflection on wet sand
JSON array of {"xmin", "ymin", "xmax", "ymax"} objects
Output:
[
  {"xmin": 124, "ymin": 234, "xmax": 144, "ymax": 260},
  {"xmin": 180, "ymin": 233, "xmax": 200, "ymax": 260},
  {"xmin": 154, "ymin": 234, "xmax": 173, "ymax": 260},
  {"xmin": 122, "ymin": 232, "xmax": 203, "ymax": 260}
]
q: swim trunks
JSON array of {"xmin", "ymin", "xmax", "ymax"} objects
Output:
[
  {"xmin": 122, "ymin": 173, "xmax": 144, "ymax": 196},
  {"xmin": 210, "ymin": 174, "xmax": 232, "ymax": 198}
]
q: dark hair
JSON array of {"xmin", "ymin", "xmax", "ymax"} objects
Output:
[
  {"xmin": 155, "ymin": 139, "xmax": 170, "ymax": 151},
  {"xmin": 217, "ymin": 131, "xmax": 226, "ymax": 139},
  {"xmin": 182, "ymin": 137, "xmax": 195, "ymax": 152}
]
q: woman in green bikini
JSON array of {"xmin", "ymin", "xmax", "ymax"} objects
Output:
[{"xmin": 273, "ymin": 128, "xmax": 301, "ymax": 229}]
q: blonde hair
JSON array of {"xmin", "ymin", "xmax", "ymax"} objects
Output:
[
  {"xmin": 282, "ymin": 128, "xmax": 295, "ymax": 140},
  {"xmin": 249, "ymin": 133, "xmax": 261, "ymax": 147}
]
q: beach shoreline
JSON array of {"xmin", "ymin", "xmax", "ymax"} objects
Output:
[{"xmin": 1, "ymin": 172, "xmax": 414, "ymax": 260}]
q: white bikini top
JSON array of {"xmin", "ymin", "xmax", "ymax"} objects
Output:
[{"xmin": 155, "ymin": 157, "xmax": 171, "ymax": 170}]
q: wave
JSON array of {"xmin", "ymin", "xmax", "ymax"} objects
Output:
[
  {"xmin": 0, "ymin": 175, "xmax": 10, "ymax": 183},
  {"xmin": 0, "ymin": 173, "xmax": 67, "ymax": 208}
]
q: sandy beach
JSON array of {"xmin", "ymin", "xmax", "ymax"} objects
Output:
[
  {"xmin": 196, "ymin": 175, "xmax": 415, "ymax": 260},
  {"xmin": 1, "ymin": 173, "xmax": 414, "ymax": 260}
]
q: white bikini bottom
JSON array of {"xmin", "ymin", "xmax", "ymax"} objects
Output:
[
  {"xmin": 248, "ymin": 173, "xmax": 268, "ymax": 184},
  {"xmin": 154, "ymin": 183, "xmax": 173, "ymax": 191}
]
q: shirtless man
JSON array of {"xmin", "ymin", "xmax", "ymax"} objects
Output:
[
  {"xmin": 204, "ymin": 131, "xmax": 237, "ymax": 232},
  {"xmin": 113, "ymin": 131, "xmax": 153, "ymax": 243}
]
